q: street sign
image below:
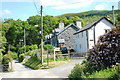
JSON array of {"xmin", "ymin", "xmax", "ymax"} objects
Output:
[
  {"xmin": 58, "ymin": 39, "xmax": 65, "ymax": 43},
  {"xmin": 37, "ymin": 53, "xmax": 41, "ymax": 56},
  {"xmin": 54, "ymin": 47, "xmax": 60, "ymax": 51}
]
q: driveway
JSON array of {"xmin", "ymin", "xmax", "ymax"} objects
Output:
[{"xmin": 0, "ymin": 58, "xmax": 84, "ymax": 79}]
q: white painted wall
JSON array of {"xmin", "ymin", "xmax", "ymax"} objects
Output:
[
  {"xmin": 88, "ymin": 27, "xmax": 94, "ymax": 49},
  {"xmin": 95, "ymin": 19, "xmax": 113, "ymax": 43},
  {"xmin": 74, "ymin": 31, "xmax": 88, "ymax": 52},
  {"xmin": 74, "ymin": 18, "xmax": 113, "ymax": 52}
]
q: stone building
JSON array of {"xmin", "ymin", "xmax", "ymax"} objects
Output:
[{"xmin": 45, "ymin": 21, "xmax": 81, "ymax": 50}]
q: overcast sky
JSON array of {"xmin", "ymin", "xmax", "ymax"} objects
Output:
[{"xmin": 1, "ymin": 0, "xmax": 119, "ymax": 21}]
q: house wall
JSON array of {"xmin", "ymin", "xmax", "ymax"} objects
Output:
[
  {"xmin": 95, "ymin": 19, "xmax": 113, "ymax": 43},
  {"xmin": 88, "ymin": 27, "xmax": 94, "ymax": 49},
  {"xmin": 74, "ymin": 31, "xmax": 88, "ymax": 52},
  {"xmin": 88, "ymin": 19, "xmax": 113, "ymax": 49},
  {"xmin": 74, "ymin": 18, "xmax": 113, "ymax": 52},
  {"xmin": 58, "ymin": 26, "xmax": 77, "ymax": 50},
  {"xmin": 51, "ymin": 32, "xmax": 59, "ymax": 47}
]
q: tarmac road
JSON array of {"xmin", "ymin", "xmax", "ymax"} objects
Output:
[{"xmin": 0, "ymin": 58, "xmax": 84, "ymax": 79}]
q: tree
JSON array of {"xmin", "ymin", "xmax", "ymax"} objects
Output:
[
  {"xmin": 68, "ymin": 16, "xmax": 85, "ymax": 27},
  {"xmin": 116, "ymin": 14, "xmax": 120, "ymax": 24},
  {"xmin": 44, "ymin": 44, "xmax": 54, "ymax": 54},
  {"xmin": 58, "ymin": 16, "xmax": 69, "ymax": 26}
]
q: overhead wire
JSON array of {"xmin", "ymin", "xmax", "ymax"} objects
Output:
[
  {"xmin": 33, "ymin": 0, "xmax": 90, "ymax": 16},
  {"xmin": 33, "ymin": 0, "xmax": 40, "ymax": 14}
]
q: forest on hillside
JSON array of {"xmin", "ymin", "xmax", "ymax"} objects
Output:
[{"xmin": 0, "ymin": 10, "xmax": 120, "ymax": 64}]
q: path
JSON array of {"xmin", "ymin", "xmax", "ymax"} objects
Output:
[
  {"xmin": 0, "ymin": 58, "xmax": 84, "ymax": 79},
  {"xmin": 12, "ymin": 60, "xmax": 32, "ymax": 72}
]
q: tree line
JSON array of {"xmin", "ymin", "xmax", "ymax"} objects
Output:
[
  {"xmin": 1, "ymin": 15, "xmax": 84, "ymax": 56},
  {"xmin": 0, "ymin": 13, "xmax": 120, "ymax": 59}
]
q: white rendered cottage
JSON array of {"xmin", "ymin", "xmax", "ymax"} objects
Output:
[{"xmin": 74, "ymin": 17, "xmax": 114, "ymax": 53}]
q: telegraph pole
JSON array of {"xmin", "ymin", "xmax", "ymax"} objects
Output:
[
  {"xmin": 24, "ymin": 29, "xmax": 26, "ymax": 54},
  {"xmin": 112, "ymin": 6, "xmax": 115, "ymax": 25},
  {"xmin": 40, "ymin": 5, "xmax": 43, "ymax": 64}
]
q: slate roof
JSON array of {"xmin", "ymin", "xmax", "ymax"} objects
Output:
[
  {"xmin": 57, "ymin": 24, "xmax": 80, "ymax": 35},
  {"xmin": 74, "ymin": 17, "xmax": 113, "ymax": 35}
]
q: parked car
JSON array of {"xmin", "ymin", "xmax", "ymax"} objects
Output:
[{"xmin": 60, "ymin": 47, "xmax": 68, "ymax": 54}]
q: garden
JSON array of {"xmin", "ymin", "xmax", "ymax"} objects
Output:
[{"xmin": 69, "ymin": 27, "xmax": 120, "ymax": 79}]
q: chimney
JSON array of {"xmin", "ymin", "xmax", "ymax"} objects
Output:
[
  {"xmin": 59, "ymin": 22, "xmax": 64, "ymax": 29},
  {"xmin": 76, "ymin": 20, "xmax": 82, "ymax": 29}
]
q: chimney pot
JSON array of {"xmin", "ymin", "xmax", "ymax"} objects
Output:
[
  {"xmin": 59, "ymin": 22, "xmax": 64, "ymax": 29},
  {"xmin": 76, "ymin": 20, "xmax": 82, "ymax": 29}
]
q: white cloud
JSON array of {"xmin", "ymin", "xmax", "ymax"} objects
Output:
[
  {"xmin": 1, "ymin": 0, "xmax": 33, "ymax": 2},
  {"xmin": 1, "ymin": 0, "xmax": 119, "ymax": 2},
  {"xmin": 2, "ymin": 9, "xmax": 11, "ymax": 14},
  {"xmin": 40, "ymin": 0, "xmax": 94, "ymax": 9},
  {"xmin": 94, "ymin": 4, "xmax": 105, "ymax": 10}
]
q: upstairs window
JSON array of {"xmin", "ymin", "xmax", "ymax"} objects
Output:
[
  {"xmin": 105, "ymin": 29, "xmax": 110, "ymax": 33},
  {"xmin": 82, "ymin": 32, "xmax": 83, "ymax": 37}
]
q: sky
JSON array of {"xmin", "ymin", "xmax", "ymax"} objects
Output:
[{"xmin": 1, "ymin": 0, "xmax": 120, "ymax": 21}]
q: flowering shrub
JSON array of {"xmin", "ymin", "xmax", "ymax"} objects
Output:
[
  {"xmin": 87, "ymin": 27, "xmax": 120, "ymax": 70},
  {"xmin": 69, "ymin": 27, "xmax": 120, "ymax": 79}
]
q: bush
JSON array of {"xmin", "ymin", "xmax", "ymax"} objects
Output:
[
  {"xmin": 69, "ymin": 64, "xmax": 84, "ymax": 78},
  {"xmin": 44, "ymin": 44, "xmax": 54, "ymax": 54},
  {"xmin": 9, "ymin": 51, "xmax": 18, "ymax": 60},
  {"xmin": 64, "ymin": 56, "xmax": 70, "ymax": 61},
  {"xmin": 82, "ymin": 63, "xmax": 120, "ymax": 79},
  {"xmin": 43, "ymin": 57, "xmax": 54, "ymax": 62},
  {"xmin": 87, "ymin": 27, "xmax": 120, "ymax": 70},
  {"xmin": 26, "ymin": 45, "xmax": 38, "ymax": 52},
  {"xmin": 2, "ymin": 54, "xmax": 12, "ymax": 64},
  {"xmin": 69, "ymin": 63, "xmax": 120, "ymax": 79},
  {"xmin": 19, "ymin": 54, "xmax": 25, "ymax": 62},
  {"xmin": 69, "ymin": 28, "xmax": 120, "ymax": 79}
]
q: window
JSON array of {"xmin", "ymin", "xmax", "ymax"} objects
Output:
[
  {"xmin": 76, "ymin": 45, "xmax": 77, "ymax": 49},
  {"xmin": 79, "ymin": 44, "xmax": 81, "ymax": 49},
  {"xmin": 82, "ymin": 32, "xmax": 83, "ymax": 37},
  {"xmin": 105, "ymin": 29, "xmax": 109, "ymax": 33},
  {"xmin": 78, "ymin": 34, "xmax": 79, "ymax": 38}
]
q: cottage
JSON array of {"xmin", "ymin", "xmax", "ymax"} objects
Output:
[
  {"xmin": 45, "ymin": 21, "xmax": 81, "ymax": 50},
  {"xmin": 74, "ymin": 17, "xmax": 114, "ymax": 53}
]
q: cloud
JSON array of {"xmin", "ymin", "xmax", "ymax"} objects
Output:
[
  {"xmin": 94, "ymin": 4, "xmax": 105, "ymax": 10},
  {"xmin": 2, "ymin": 9, "xmax": 11, "ymax": 14},
  {"xmin": 40, "ymin": 0, "xmax": 94, "ymax": 9},
  {"xmin": 1, "ymin": 0, "xmax": 33, "ymax": 2},
  {"xmin": 1, "ymin": 0, "xmax": 119, "ymax": 2}
]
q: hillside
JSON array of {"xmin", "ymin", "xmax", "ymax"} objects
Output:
[
  {"xmin": 57, "ymin": 10, "xmax": 120, "ymax": 18},
  {"xmin": 57, "ymin": 10, "xmax": 120, "ymax": 26}
]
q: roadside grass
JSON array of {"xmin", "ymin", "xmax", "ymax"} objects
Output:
[
  {"xmin": 41, "ymin": 60, "xmax": 72, "ymax": 69},
  {"xmin": 24, "ymin": 56, "xmax": 72, "ymax": 70}
]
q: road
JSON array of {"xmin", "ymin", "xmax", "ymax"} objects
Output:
[{"xmin": 0, "ymin": 59, "xmax": 84, "ymax": 79}]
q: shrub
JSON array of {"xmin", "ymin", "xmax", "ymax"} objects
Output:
[
  {"xmin": 9, "ymin": 51, "xmax": 18, "ymax": 60},
  {"xmin": 44, "ymin": 44, "xmax": 54, "ymax": 54},
  {"xmin": 87, "ymin": 27, "xmax": 120, "ymax": 70},
  {"xmin": 69, "ymin": 64, "xmax": 84, "ymax": 78},
  {"xmin": 69, "ymin": 62, "xmax": 120, "ymax": 79},
  {"xmin": 69, "ymin": 28, "xmax": 120, "ymax": 79},
  {"xmin": 64, "ymin": 56, "xmax": 70, "ymax": 61},
  {"xmin": 2, "ymin": 54, "xmax": 12, "ymax": 64},
  {"xmin": 82, "ymin": 63, "xmax": 120, "ymax": 79},
  {"xmin": 19, "ymin": 54, "xmax": 25, "ymax": 62},
  {"xmin": 26, "ymin": 45, "xmax": 38, "ymax": 52},
  {"xmin": 56, "ymin": 55, "xmax": 64, "ymax": 61}
]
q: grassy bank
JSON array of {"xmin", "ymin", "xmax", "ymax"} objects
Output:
[{"xmin": 24, "ymin": 56, "xmax": 71, "ymax": 69}]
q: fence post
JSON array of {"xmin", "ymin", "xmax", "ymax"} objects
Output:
[{"xmin": 54, "ymin": 50, "xmax": 56, "ymax": 64}]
